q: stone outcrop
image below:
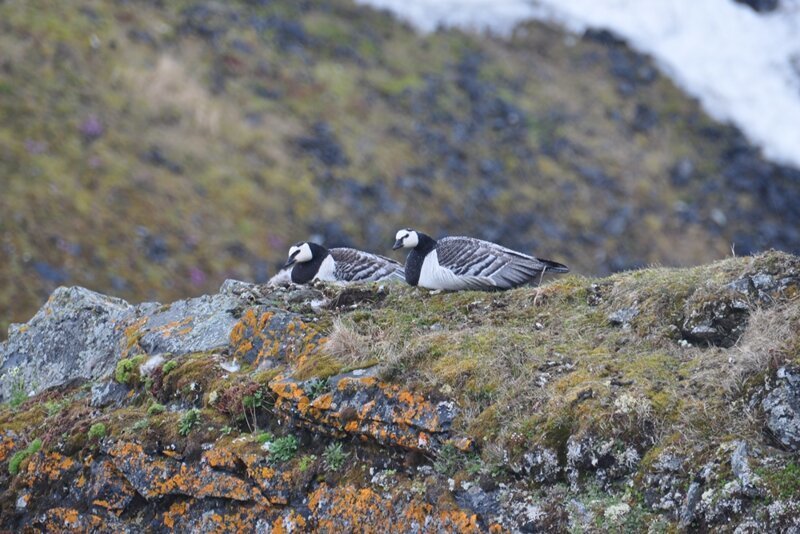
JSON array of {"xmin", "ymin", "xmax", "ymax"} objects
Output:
[{"xmin": 2, "ymin": 252, "xmax": 800, "ymax": 531}]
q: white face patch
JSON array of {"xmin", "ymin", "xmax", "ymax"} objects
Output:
[
  {"xmin": 395, "ymin": 229, "xmax": 419, "ymax": 249},
  {"xmin": 289, "ymin": 242, "xmax": 313, "ymax": 263}
]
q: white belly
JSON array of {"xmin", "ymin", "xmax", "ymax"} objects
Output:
[
  {"xmin": 418, "ymin": 250, "xmax": 472, "ymax": 290},
  {"xmin": 313, "ymin": 255, "xmax": 339, "ymax": 282}
]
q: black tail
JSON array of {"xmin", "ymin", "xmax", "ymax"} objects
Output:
[{"xmin": 538, "ymin": 258, "xmax": 569, "ymax": 273}]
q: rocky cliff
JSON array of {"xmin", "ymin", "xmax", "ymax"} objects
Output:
[{"xmin": 1, "ymin": 251, "xmax": 800, "ymax": 531}]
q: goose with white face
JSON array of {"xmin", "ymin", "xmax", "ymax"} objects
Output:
[
  {"xmin": 392, "ymin": 227, "xmax": 570, "ymax": 290},
  {"xmin": 282, "ymin": 241, "xmax": 405, "ymax": 285},
  {"xmin": 392, "ymin": 229, "xmax": 419, "ymax": 250},
  {"xmin": 283, "ymin": 242, "xmax": 313, "ymax": 268}
]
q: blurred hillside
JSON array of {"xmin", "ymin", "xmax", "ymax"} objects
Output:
[{"xmin": 2, "ymin": 0, "xmax": 800, "ymax": 336}]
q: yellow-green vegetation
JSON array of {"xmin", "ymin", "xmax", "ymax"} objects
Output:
[
  {"xmin": 147, "ymin": 402, "xmax": 166, "ymax": 415},
  {"xmin": 324, "ymin": 251, "xmax": 800, "ymax": 463},
  {"xmin": 758, "ymin": 461, "xmax": 800, "ymax": 500},
  {"xmin": 87, "ymin": 423, "xmax": 107, "ymax": 440},
  {"xmin": 269, "ymin": 435, "xmax": 299, "ymax": 464},
  {"xmin": 161, "ymin": 360, "xmax": 178, "ymax": 375},
  {"xmin": 256, "ymin": 432, "xmax": 274, "ymax": 444},
  {"xmin": 44, "ymin": 399, "xmax": 68, "ymax": 417},
  {"xmin": 8, "ymin": 438, "xmax": 42, "ymax": 475},
  {"xmin": 298, "ymin": 454, "xmax": 317, "ymax": 473},
  {"xmin": 178, "ymin": 409, "xmax": 200, "ymax": 437},
  {"xmin": 115, "ymin": 355, "xmax": 145, "ymax": 385},
  {"xmin": 322, "ymin": 442, "xmax": 349, "ymax": 472},
  {"xmin": 146, "ymin": 402, "xmax": 165, "ymax": 416},
  {"xmin": 2, "ymin": 0, "xmax": 791, "ymax": 343}
]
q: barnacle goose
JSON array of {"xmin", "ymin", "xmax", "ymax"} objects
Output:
[
  {"xmin": 283, "ymin": 242, "xmax": 404, "ymax": 284},
  {"xmin": 392, "ymin": 229, "xmax": 569, "ymax": 291}
]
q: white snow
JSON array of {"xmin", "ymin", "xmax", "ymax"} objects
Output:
[{"xmin": 357, "ymin": 0, "xmax": 800, "ymax": 168}]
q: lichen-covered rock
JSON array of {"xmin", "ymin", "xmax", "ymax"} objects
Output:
[
  {"xmin": 157, "ymin": 498, "xmax": 299, "ymax": 532},
  {"xmin": 681, "ymin": 270, "xmax": 800, "ymax": 347},
  {"xmin": 2, "ymin": 252, "xmax": 800, "ymax": 532},
  {"xmin": 762, "ymin": 366, "xmax": 800, "ymax": 451},
  {"xmin": 307, "ymin": 484, "xmax": 486, "ymax": 533},
  {"xmin": 134, "ymin": 293, "xmax": 243, "ymax": 356},
  {"xmin": 108, "ymin": 441, "xmax": 266, "ymax": 503},
  {"xmin": 271, "ymin": 370, "xmax": 458, "ymax": 453},
  {"xmin": 229, "ymin": 307, "xmax": 325, "ymax": 368},
  {"xmin": 0, "ymin": 287, "xmax": 134, "ymax": 401}
]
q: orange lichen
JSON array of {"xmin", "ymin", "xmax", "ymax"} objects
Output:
[
  {"xmin": 270, "ymin": 374, "xmax": 451, "ymax": 452},
  {"xmin": 0, "ymin": 433, "xmax": 16, "ymax": 462},
  {"xmin": 109, "ymin": 442, "xmax": 265, "ymax": 504},
  {"xmin": 230, "ymin": 309, "xmax": 325, "ymax": 368},
  {"xmin": 36, "ymin": 507, "xmax": 108, "ymax": 532},
  {"xmin": 23, "ymin": 452, "xmax": 76, "ymax": 487},
  {"xmin": 163, "ymin": 500, "xmax": 189, "ymax": 529},
  {"xmin": 161, "ymin": 498, "xmax": 282, "ymax": 532},
  {"xmin": 155, "ymin": 317, "xmax": 193, "ymax": 339},
  {"xmin": 203, "ymin": 447, "xmax": 240, "ymax": 470},
  {"xmin": 308, "ymin": 484, "xmax": 482, "ymax": 533}
]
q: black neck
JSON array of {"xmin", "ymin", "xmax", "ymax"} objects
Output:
[
  {"xmin": 404, "ymin": 233, "xmax": 437, "ymax": 286},
  {"xmin": 291, "ymin": 243, "xmax": 329, "ymax": 284}
]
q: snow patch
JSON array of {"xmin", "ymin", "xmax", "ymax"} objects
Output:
[{"xmin": 357, "ymin": 0, "xmax": 800, "ymax": 168}]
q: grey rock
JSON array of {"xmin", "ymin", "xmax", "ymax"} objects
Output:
[
  {"xmin": 750, "ymin": 273, "xmax": 775, "ymax": 292},
  {"xmin": 608, "ymin": 307, "xmax": 639, "ymax": 327},
  {"xmin": 136, "ymin": 293, "xmax": 242, "ymax": 355},
  {"xmin": 730, "ymin": 440, "xmax": 761, "ymax": 497},
  {"xmin": 0, "ymin": 281, "xmax": 312, "ymax": 401},
  {"xmin": 762, "ymin": 366, "xmax": 800, "ymax": 451},
  {"xmin": 680, "ymin": 481, "xmax": 702, "ymax": 528},
  {"xmin": 0, "ymin": 286, "xmax": 134, "ymax": 401},
  {"xmin": 523, "ymin": 446, "xmax": 561, "ymax": 483},
  {"xmin": 681, "ymin": 292, "xmax": 750, "ymax": 347},
  {"xmin": 91, "ymin": 380, "xmax": 130, "ymax": 408},
  {"xmin": 454, "ymin": 484, "xmax": 498, "ymax": 519}
]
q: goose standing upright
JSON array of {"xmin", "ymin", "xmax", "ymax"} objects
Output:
[
  {"xmin": 283, "ymin": 242, "xmax": 404, "ymax": 284},
  {"xmin": 392, "ymin": 229, "xmax": 568, "ymax": 290}
]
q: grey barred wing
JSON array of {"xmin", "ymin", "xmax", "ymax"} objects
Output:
[
  {"xmin": 330, "ymin": 248, "xmax": 404, "ymax": 282},
  {"xmin": 435, "ymin": 237, "xmax": 515, "ymax": 277},
  {"xmin": 435, "ymin": 237, "xmax": 568, "ymax": 289}
]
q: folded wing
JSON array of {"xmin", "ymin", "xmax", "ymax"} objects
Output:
[
  {"xmin": 436, "ymin": 237, "xmax": 568, "ymax": 289},
  {"xmin": 330, "ymin": 248, "xmax": 405, "ymax": 282}
]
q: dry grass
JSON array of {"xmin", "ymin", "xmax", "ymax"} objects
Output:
[
  {"xmin": 721, "ymin": 303, "xmax": 800, "ymax": 395},
  {"xmin": 325, "ymin": 316, "xmax": 400, "ymax": 367}
]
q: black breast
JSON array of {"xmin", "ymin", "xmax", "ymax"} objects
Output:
[
  {"xmin": 404, "ymin": 250, "xmax": 425, "ymax": 286},
  {"xmin": 404, "ymin": 233, "xmax": 437, "ymax": 286},
  {"xmin": 291, "ymin": 253, "xmax": 326, "ymax": 284}
]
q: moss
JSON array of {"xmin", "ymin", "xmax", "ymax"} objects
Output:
[
  {"xmin": 292, "ymin": 353, "xmax": 344, "ymax": 382},
  {"xmin": 147, "ymin": 403, "xmax": 166, "ymax": 416},
  {"xmin": 758, "ymin": 461, "xmax": 800, "ymax": 500},
  {"xmin": 87, "ymin": 423, "xmax": 107, "ymax": 440},
  {"xmin": 256, "ymin": 432, "xmax": 274, "ymax": 444},
  {"xmin": 159, "ymin": 353, "xmax": 222, "ymax": 404},
  {"xmin": 8, "ymin": 438, "xmax": 42, "ymax": 475},
  {"xmin": 162, "ymin": 360, "xmax": 178, "ymax": 375},
  {"xmin": 115, "ymin": 355, "xmax": 146, "ymax": 386}
]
